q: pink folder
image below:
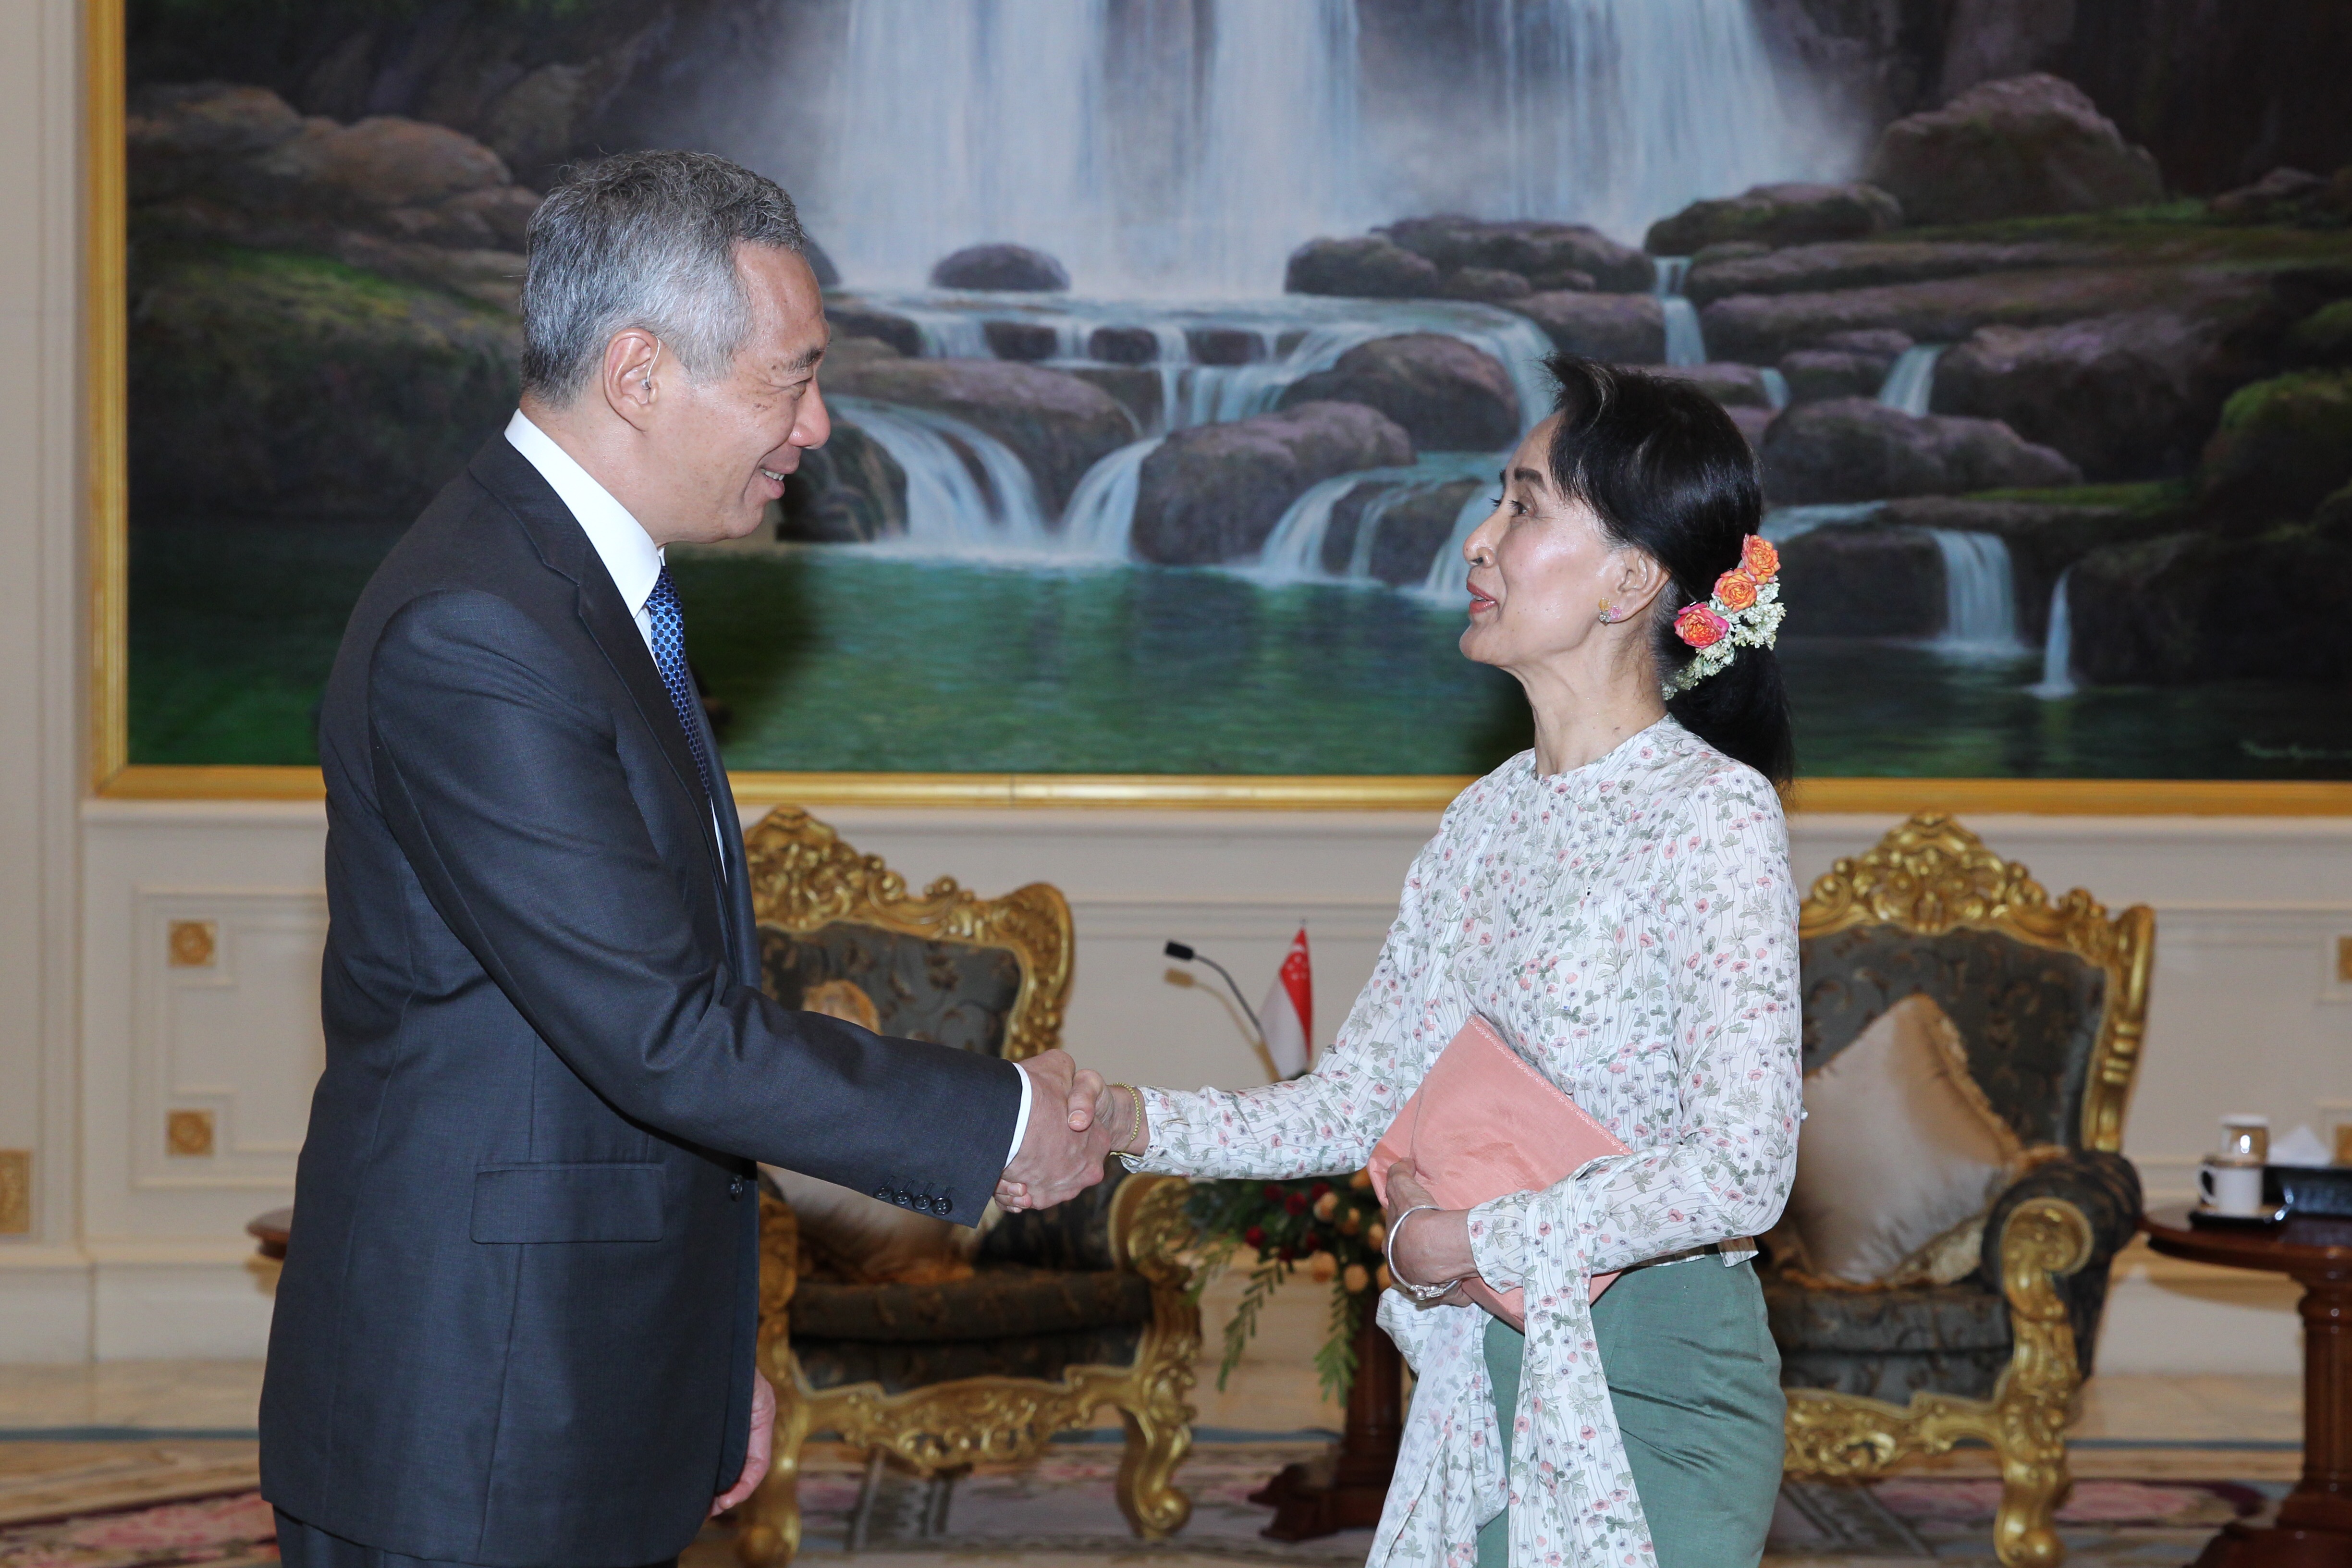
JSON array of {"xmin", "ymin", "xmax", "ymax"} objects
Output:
[{"xmin": 1368, "ymin": 1013, "xmax": 1630, "ymax": 1328}]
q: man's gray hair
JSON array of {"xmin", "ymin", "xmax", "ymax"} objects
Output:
[{"xmin": 520, "ymin": 149, "xmax": 809, "ymax": 404}]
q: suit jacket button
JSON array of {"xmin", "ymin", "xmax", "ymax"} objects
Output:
[
  {"xmin": 894, "ymin": 1189, "xmax": 912, "ymax": 1208},
  {"xmin": 729, "ymin": 1177, "xmax": 745, "ymax": 1199},
  {"xmin": 932, "ymin": 1196, "xmax": 952, "ymax": 1216},
  {"xmin": 873, "ymin": 1188, "xmax": 892, "ymax": 1202}
]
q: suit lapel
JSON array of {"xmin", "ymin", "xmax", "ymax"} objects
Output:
[
  {"xmin": 698, "ymin": 702, "xmax": 760, "ymax": 977},
  {"xmin": 469, "ymin": 438, "xmax": 726, "ymax": 882}
]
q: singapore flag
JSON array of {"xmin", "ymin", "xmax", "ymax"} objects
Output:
[{"xmin": 1260, "ymin": 926, "xmax": 1314, "ymax": 1079}]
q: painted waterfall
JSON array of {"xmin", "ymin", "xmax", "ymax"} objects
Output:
[{"xmin": 121, "ymin": 0, "xmax": 2352, "ymax": 781}]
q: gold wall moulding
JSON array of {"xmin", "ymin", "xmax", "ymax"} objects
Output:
[
  {"xmin": 167, "ymin": 918, "xmax": 216, "ymax": 968},
  {"xmin": 0, "ymin": 1152, "xmax": 30, "ymax": 1235},
  {"xmin": 85, "ymin": 762, "xmax": 2352, "ymax": 814},
  {"xmin": 165, "ymin": 1109, "xmax": 215, "ymax": 1159},
  {"xmin": 79, "ymin": 3, "xmax": 2352, "ymax": 821}
]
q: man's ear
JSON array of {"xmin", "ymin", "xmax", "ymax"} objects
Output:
[{"xmin": 601, "ymin": 331, "xmax": 662, "ymax": 431}]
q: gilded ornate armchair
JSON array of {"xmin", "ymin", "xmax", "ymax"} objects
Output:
[
  {"xmin": 733, "ymin": 808, "xmax": 1200, "ymax": 1567},
  {"xmin": 1773, "ymin": 814, "xmax": 2153, "ymax": 1568}
]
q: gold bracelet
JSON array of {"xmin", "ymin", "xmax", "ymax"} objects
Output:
[{"xmin": 1113, "ymin": 1083, "xmax": 1145, "ymax": 1154}]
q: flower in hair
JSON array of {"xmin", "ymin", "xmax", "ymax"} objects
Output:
[
  {"xmin": 1666, "ymin": 536, "xmax": 1787, "ymax": 697},
  {"xmin": 1674, "ymin": 603, "xmax": 1729, "ymax": 648}
]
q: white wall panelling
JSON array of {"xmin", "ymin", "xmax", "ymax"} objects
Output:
[
  {"xmin": 1, "ymin": 0, "xmax": 2340, "ymax": 1383},
  {"xmin": 0, "ymin": 0, "xmax": 89, "ymax": 1356},
  {"xmin": 24, "ymin": 801, "xmax": 2349, "ymax": 1367},
  {"xmin": 132, "ymin": 890, "xmax": 330, "ymax": 1190}
]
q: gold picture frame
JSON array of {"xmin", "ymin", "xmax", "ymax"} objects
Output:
[{"xmin": 84, "ymin": 0, "xmax": 2352, "ymax": 815}]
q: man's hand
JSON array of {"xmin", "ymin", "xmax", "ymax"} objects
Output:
[
  {"xmin": 712, "ymin": 1368, "xmax": 775, "ymax": 1516},
  {"xmin": 994, "ymin": 1049, "xmax": 1112, "ymax": 1211}
]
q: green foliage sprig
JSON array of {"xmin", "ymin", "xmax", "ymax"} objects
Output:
[{"xmin": 1184, "ymin": 1171, "xmax": 1388, "ymax": 1405}]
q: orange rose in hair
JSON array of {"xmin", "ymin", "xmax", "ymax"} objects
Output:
[
  {"xmin": 1674, "ymin": 603, "xmax": 1729, "ymax": 649},
  {"xmin": 1713, "ymin": 569, "xmax": 1759, "ymax": 612},
  {"xmin": 1741, "ymin": 535, "xmax": 1780, "ymax": 582}
]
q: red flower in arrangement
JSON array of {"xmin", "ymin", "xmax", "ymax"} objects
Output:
[
  {"xmin": 1261, "ymin": 1183, "xmax": 1285, "ymax": 1203},
  {"xmin": 1713, "ymin": 569, "xmax": 1759, "ymax": 612},
  {"xmin": 1285, "ymin": 1191, "xmax": 1309, "ymax": 1216},
  {"xmin": 1303, "ymin": 1231, "xmax": 1324, "ymax": 1252},
  {"xmin": 1276, "ymin": 1245, "xmax": 1297, "ymax": 1262},
  {"xmin": 1244, "ymin": 1225, "xmax": 1265, "ymax": 1248},
  {"xmin": 1674, "ymin": 603, "xmax": 1729, "ymax": 649},
  {"xmin": 1741, "ymin": 534, "xmax": 1780, "ymax": 582},
  {"xmin": 1309, "ymin": 1181, "xmax": 1332, "ymax": 1201}
]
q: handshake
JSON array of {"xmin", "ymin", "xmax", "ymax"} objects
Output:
[{"xmin": 991, "ymin": 1051, "xmax": 1144, "ymax": 1212}]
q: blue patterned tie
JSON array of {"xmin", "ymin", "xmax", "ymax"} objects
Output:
[{"xmin": 644, "ymin": 564, "xmax": 716, "ymax": 803}]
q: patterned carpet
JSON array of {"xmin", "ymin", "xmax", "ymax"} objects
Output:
[{"xmin": 0, "ymin": 1438, "xmax": 2287, "ymax": 1566}]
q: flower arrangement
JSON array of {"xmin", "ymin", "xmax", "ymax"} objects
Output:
[
  {"xmin": 1664, "ymin": 534, "xmax": 1785, "ymax": 697},
  {"xmin": 1186, "ymin": 1172, "xmax": 1390, "ymax": 1400}
]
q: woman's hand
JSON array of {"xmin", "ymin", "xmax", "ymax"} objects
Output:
[
  {"xmin": 1383, "ymin": 1159, "xmax": 1477, "ymax": 1308},
  {"xmin": 1080, "ymin": 1081, "xmax": 1147, "ymax": 1156}
]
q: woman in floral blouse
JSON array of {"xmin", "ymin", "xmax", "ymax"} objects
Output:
[{"xmin": 1090, "ymin": 356, "xmax": 1803, "ymax": 1567}]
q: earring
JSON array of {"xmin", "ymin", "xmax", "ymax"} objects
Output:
[{"xmin": 1597, "ymin": 599, "xmax": 1615, "ymax": 625}]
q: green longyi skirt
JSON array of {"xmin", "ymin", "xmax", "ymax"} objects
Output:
[{"xmin": 1473, "ymin": 1254, "xmax": 1784, "ymax": 1568}]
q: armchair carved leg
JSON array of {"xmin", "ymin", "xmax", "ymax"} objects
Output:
[
  {"xmin": 735, "ymin": 1380, "xmax": 812, "ymax": 1568},
  {"xmin": 1113, "ymin": 1377, "xmax": 1195, "ymax": 1538},
  {"xmin": 1108, "ymin": 1173, "xmax": 1203, "ymax": 1540},
  {"xmin": 1988, "ymin": 1196, "xmax": 2096, "ymax": 1568}
]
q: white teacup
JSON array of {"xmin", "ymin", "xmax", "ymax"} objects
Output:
[{"xmin": 2199, "ymin": 1158, "xmax": 2267, "ymax": 1217}]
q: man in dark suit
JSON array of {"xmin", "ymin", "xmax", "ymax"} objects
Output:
[{"xmin": 260, "ymin": 151, "xmax": 1113, "ymax": 1567}]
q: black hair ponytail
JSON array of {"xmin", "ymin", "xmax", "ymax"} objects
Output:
[{"xmin": 1542, "ymin": 354, "xmax": 1795, "ymax": 788}]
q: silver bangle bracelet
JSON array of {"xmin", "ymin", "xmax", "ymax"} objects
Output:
[{"xmin": 1385, "ymin": 1204, "xmax": 1454, "ymax": 1302}]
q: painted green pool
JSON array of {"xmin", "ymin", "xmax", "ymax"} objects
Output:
[{"xmin": 130, "ymin": 518, "xmax": 2352, "ymax": 780}]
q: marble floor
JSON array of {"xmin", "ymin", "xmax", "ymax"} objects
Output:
[{"xmin": 0, "ymin": 1360, "xmax": 269, "ymax": 1433}]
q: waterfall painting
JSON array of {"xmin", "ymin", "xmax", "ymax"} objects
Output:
[{"xmin": 110, "ymin": 0, "xmax": 2352, "ymax": 799}]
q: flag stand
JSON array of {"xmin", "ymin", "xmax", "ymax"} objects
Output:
[{"xmin": 1248, "ymin": 1305, "xmax": 1403, "ymax": 1540}]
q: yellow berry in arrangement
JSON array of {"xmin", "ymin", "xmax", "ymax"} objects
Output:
[
  {"xmin": 1374, "ymin": 1264, "xmax": 1393, "ymax": 1292},
  {"xmin": 1350, "ymin": 1170, "xmax": 1373, "ymax": 1190},
  {"xmin": 1343, "ymin": 1263, "xmax": 1370, "ymax": 1294},
  {"xmin": 1308, "ymin": 1251, "xmax": 1338, "ymax": 1283},
  {"xmin": 1367, "ymin": 1221, "xmax": 1385, "ymax": 1249},
  {"xmin": 1338, "ymin": 1209, "xmax": 1362, "ymax": 1236},
  {"xmin": 1313, "ymin": 1191, "xmax": 1338, "ymax": 1220}
]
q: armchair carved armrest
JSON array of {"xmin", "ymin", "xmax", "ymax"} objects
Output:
[{"xmin": 1979, "ymin": 1149, "xmax": 2143, "ymax": 1379}]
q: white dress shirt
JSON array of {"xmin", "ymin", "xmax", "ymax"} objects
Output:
[{"xmin": 500, "ymin": 410, "xmax": 1033, "ymax": 1171}]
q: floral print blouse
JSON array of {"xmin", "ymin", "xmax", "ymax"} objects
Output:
[{"xmin": 1129, "ymin": 717, "xmax": 1802, "ymax": 1567}]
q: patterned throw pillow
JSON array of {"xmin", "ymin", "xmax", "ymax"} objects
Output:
[{"xmin": 1777, "ymin": 993, "xmax": 2050, "ymax": 1288}]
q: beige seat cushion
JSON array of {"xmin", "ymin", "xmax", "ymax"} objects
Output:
[
  {"xmin": 1784, "ymin": 994, "xmax": 2031, "ymax": 1288},
  {"xmin": 763, "ymin": 977, "xmax": 992, "ymax": 1286}
]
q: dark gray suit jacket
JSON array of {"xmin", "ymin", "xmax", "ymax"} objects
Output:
[{"xmin": 259, "ymin": 435, "xmax": 1022, "ymax": 1565}]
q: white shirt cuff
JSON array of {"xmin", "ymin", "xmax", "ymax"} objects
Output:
[{"xmin": 1004, "ymin": 1059, "xmax": 1034, "ymax": 1168}]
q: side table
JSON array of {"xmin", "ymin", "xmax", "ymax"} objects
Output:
[
  {"xmin": 1249, "ymin": 1305, "xmax": 1401, "ymax": 1539},
  {"xmin": 2144, "ymin": 1205, "xmax": 2352, "ymax": 1566}
]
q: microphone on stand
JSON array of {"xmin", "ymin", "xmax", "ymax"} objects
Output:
[{"xmin": 1164, "ymin": 940, "xmax": 1264, "ymax": 1044}]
